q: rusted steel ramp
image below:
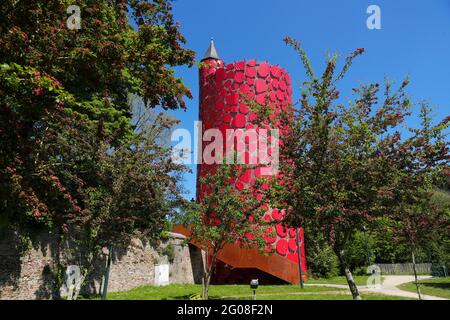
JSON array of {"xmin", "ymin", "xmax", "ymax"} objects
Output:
[{"xmin": 172, "ymin": 224, "xmax": 305, "ymax": 284}]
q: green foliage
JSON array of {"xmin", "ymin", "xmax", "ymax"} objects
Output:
[
  {"xmin": 180, "ymin": 163, "xmax": 270, "ymax": 299},
  {"xmin": 431, "ymin": 263, "xmax": 449, "ymax": 277},
  {"xmin": 265, "ymin": 37, "xmax": 449, "ymax": 299},
  {"xmin": 0, "ymin": 1, "xmax": 195, "ymax": 298},
  {"xmin": 0, "ymin": 0, "xmax": 194, "ymax": 112},
  {"xmin": 304, "ymin": 227, "xmax": 339, "ymax": 278},
  {"xmin": 345, "ymin": 196, "xmax": 449, "ymax": 270},
  {"xmin": 160, "ymin": 243, "xmax": 176, "ymax": 264},
  {"xmin": 306, "ymin": 241, "xmax": 339, "ymax": 278},
  {"xmin": 0, "ymin": 0, "xmax": 194, "ymax": 234},
  {"xmin": 181, "ymin": 164, "xmax": 270, "ymax": 253},
  {"xmin": 0, "ymin": 0, "xmax": 194, "ymax": 233},
  {"xmin": 387, "ymin": 102, "xmax": 450, "ymax": 265}
]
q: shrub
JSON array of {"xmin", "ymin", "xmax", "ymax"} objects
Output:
[
  {"xmin": 306, "ymin": 239, "xmax": 339, "ymax": 278},
  {"xmin": 160, "ymin": 243, "xmax": 176, "ymax": 264}
]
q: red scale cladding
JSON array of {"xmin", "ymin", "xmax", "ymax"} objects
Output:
[{"xmin": 198, "ymin": 56, "xmax": 307, "ymax": 283}]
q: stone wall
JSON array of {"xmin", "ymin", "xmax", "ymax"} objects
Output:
[{"xmin": 0, "ymin": 232, "xmax": 204, "ymax": 300}]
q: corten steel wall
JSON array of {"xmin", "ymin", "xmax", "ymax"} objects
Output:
[{"xmin": 198, "ymin": 58, "xmax": 307, "ymax": 281}]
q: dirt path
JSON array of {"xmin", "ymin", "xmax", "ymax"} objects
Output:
[
  {"xmin": 219, "ymin": 290, "xmax": 349, "ymax": 299},
  {"xmin": 220, "ymin": 276, "xmax": 447, "ymax": 300},
  {"xmin": 361, "ymin": 275, "xmax": 447, "ymax": 300},
  {"xmin": 306, "ymin": 275, "xmax": 448, "ymax": 300}
]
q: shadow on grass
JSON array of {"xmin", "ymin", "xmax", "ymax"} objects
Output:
[
  {"xmin": 162, "ymin": 294, "xmax": 195, "ymax": 300},
  {"xmin": 166, "ymin": 294, "xmax": 248, "ymax": 300},
  {"xmin": 420, "ymin": 281, "xmax": 450, "ymax": 290}
]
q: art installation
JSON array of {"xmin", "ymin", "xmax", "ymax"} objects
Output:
[{"xmin": 177, "ymin": 39, "xmax": 307, "ymax": 284}]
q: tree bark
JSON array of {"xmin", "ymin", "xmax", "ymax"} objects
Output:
[
  {"xmin": 343, "ymin": 265, "xmax": 361, "ymax": 300},
  {"xmin": 411, "ymin": 250, "xmax": 422, "ymax": 300},
  {"xmin": 338, "ymin": 249, "xmax": 361, "ymax": 300},
  {"xmin": 71, "ymin": 273, "xmax": 85, "ymax": 300},
  {"xmin": 202, "ymin": 271, "xmax": 211, "ymax": 300},
  {"xmin": 201, "ymin": 250, "xmax": 208, "ymax": 299},
  {"xmin": 201, "ymin": 248, "xmax": 218, "ymax": 300}
]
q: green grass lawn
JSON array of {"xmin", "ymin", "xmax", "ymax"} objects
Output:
[
  {"xmin": 255, "ymin": 293, "xmax": 412, "ymax": 300},
  {"xmin": 92, "ymin": 284, "xmax": 344, "ymax": 300},
  {"xmin": 397, "ymin": 277, "xmax": 450, "ymax": 299},
  {"xmin": 305, "ymin": 275, "xmax": 376, "ymax": 286},
  {"xmin": 85, "ymin": 280, "xmax": 410, "ymax": 300}
]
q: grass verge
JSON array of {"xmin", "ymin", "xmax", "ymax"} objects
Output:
[
  {"xmin": 84, "ymin": 282, "xmax": 410, "ymax": 300},
  {"xmin": 397, "ymin": 277, "xmax": 450, "ymax": 299},
  {"xmin": 305, "ymin": 275, "xmax": 377, "ymax": 286}
]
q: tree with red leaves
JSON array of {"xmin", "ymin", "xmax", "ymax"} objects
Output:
[
  {"xmin": 389, "ymin": 101, "xmax": 450, "ymax": 299},
  {"xmin": 0, "ymin": 1, "xmax": 194, "ymax": 297},
  {"xmin": 180, "ymin": 163, "xmax": 270, "ymax": 300},
  {"xmin": 266, "ymin": 37, "xmax": 449, "ymax": 300},
  {"xmin": 0, "ymin": 0, "xmax": 194, "ymax": 234}
]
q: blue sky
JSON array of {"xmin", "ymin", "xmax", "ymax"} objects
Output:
[{"xmin": 163, "ymin": 0, "xmax": 450, "ymax": 199}]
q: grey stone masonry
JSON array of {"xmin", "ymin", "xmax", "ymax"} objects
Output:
[{"xmin": 0, "ymin": 232, "xmax": 204, "ymax": 300}]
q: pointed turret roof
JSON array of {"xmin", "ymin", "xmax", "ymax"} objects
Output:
[{"xmin": 202, "ymin": 38, "xmax": 221, "ymax": 61}]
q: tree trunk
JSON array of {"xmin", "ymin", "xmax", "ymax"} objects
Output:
[
  {"xmin": 201, "ymin": 271, "xmax": 211, "ymax": 300},
  {"xmin": 296, "ymin": 228, "xmax": 304, "ymax": 288},
  {"xmin": 71, "ymin": 273, "xmax": 85, "ymax": 300},
  {"xmin": 411, "ymin": 250, "xmax": 422, "ymax": 300},
  {"xmin": 102, "ymin": 244, "xmax": 113, "ymax": 300},
  {"xmin": 201, "ymin": 249, "xmax": 208, "ymax": 299},
  {"xmin": 201, "ymin": 248, "xmax": 218, "ymax": 300},
  {"xmin": 343, "ymin": 265, "xmax": 361, "ymax": 300},
  {"xmin": 338, "ymin": 250, "xmax": 361, "ymax": 300}
]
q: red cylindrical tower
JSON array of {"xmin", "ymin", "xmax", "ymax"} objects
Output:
[{"xmin": 198, "ymin": 39, "xmax": 306, "ymax": 283}]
